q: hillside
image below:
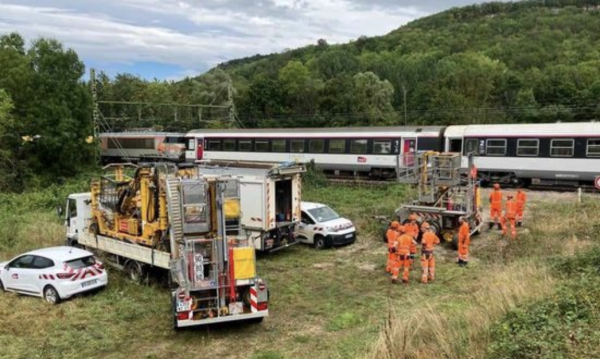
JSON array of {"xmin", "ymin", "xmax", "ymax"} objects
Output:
[{"xmin": 213, "ymin": 0, "xmax": 600, "ymax": 127}]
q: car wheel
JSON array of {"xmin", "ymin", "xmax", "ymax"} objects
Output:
[
  {"xmin": 314, "ymin": 236, "xmax": 326, "ymax": 250},
  {"xmin": 44, "ymin": 285, "xmax": 61, "ymax": 304}
]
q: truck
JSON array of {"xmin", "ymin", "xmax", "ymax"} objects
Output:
[
  {"xmin": 197, "ymin": 161, "xmax": 305, "ymax": 253},
  {"xmin": 394, "ymin": 152, "xmax": 483, "ymax": 247},
  {"xmin": 64, "ymin": 163, "xmax": 269, "ymax": 328}
]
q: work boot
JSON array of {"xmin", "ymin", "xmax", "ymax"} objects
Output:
[
  {"xmin": 517, "ymin": 222, "xmax": 522, "ymax": 227},
  {"xmin": 391, "ymin": 278, "xmax": 398, "ymax": 284},
  {"xmin": 488, "ymin": 222, "xmax": 494, "ymax": 230},
  {"xmin": 457, "ymin": 258, "xmax": 463, "ymax": 265},
  {"xmin": 497, "ymin": 223, "xmax": 502, "ymax": 230}
]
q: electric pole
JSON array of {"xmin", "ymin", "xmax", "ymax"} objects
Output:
[
  {"xmin": 90, "ymin": 69, "xmax": 101, "ymax": 164},
  {"xmin": 403, "ymin": 84, "xmax": 408, "ymax": 126}
]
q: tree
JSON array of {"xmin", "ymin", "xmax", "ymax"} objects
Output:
[
  {"xmin": 278, "ymin": 61, "xmax": 322, "ymax": 116},
  {"xmin": 351, "ymin": 72, "xmax": 396, "ymax": 125}
]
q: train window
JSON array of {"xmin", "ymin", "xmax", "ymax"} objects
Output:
[
  {"xmin": 255, "ymin": 140, "xmax": 269, "ymax": 152},
  {"xmin": 373, "ymin": 140, "xmax": 391, "ymax": 154},
  {"xmin": 587, "ymin": 139, "xmax": 600, "ymax": 157},
  {"xmin": 486, "ymin": 139, "xmax": 506, "ymax": 156},
  {"xmin": 207, "ymin": 140, "xmax": 221, "ymax": 151},
  {"xmin": 329, "ymin": 139, "xmax": 345, "ymax": 153},
  {"xmin": 517, "ymin": 139, "xmax": 539, "ymax": 157},
  {"xmin": 290, "ymin": 140, "xmax": 305, "ymax": 153},
  {"xmin": 272, "ymin": 139, "xmax": 286, "ymax": 152},
  {"xmin": 309, "ymin": 140, "xmax": 325, "ymax": 153},
  {"xmin": 239, "ymin": 140, "xmax": 252, "ymax": 151},
  {"xmin": 223, "ymin": 139, "xmax": 236, "ymax": 151},
  {"xmin": 465, "ymin": 139, "xmax": 478, "ymax": 154},
  {"xmin": 108, "ymin": 138, "xmax": 155, "ymax": 149},
  {"xmin": 550, "ymin": 139, "xmax": 574, "ymax": 157},
  {"xmin": 165, "ymin": 136, "xmax": 186, "ymax": 144},
  {"xmin": 350, "ymin": 139, "xmax": 368, "ymax": 154}
]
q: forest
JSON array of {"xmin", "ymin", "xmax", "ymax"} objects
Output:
[{"xmin": 2, "ymin": 0, "xmax": 600, "ymax": 191}]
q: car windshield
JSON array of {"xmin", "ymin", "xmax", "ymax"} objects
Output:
[
  {"xmin": 65, "ymin": 256, "xmax": 96, "ymax": 270},
  {"xmin": 308, "ymin": 206, "xmax": 340, "ymax": 222}
]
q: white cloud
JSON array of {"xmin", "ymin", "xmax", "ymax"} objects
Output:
[{"xmin": 0, "ymin": 0, "xmax": 434, "ymax": 78}]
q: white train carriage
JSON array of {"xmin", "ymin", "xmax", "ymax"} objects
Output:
[
  {"xmin": 100, "ymin": 132, "xmax": 187, "ymax": 163},
  {"xmin": 185, "ymin": 127, "xmax": 445, "ymax": 178},
  {"xmin": 444, "ymin": 122, "xmax": 600, "ymax": 185}
]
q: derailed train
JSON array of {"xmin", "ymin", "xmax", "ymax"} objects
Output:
[{"xmin": 100, "ymin": 122, "xmax": 600, "ymax": 186}]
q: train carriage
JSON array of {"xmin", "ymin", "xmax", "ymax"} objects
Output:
[
  {"xmin": 185, "ymin": 126, "xmax": 446, "ymax": 178},
  {"xmin": 100, "ymin": 132, "xmax": 188, "ymax": 163},
  {"xmin": 444, "ymin": 122, "xmax": 600, "ymax": 186}
]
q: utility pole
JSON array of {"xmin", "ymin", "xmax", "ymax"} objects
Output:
[
  {"xmin": 90, "ymin": 69, "xmax": 101, "ymax": 164},
  {"xmin": 403, "ymin": 84, "xmax": 408, "ymax": 126},
  {"xmin": 227, "ymin": 79, "xmax": 236, "ymax": 128}
]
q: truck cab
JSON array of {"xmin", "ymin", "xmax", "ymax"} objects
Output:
[
  {"xmin": 296, "ymin": 202, "xmax": 356, "ymax": 249},
  {"xmin": 64, "ymin": 193, "xmax": 92, "ymax": 245}
]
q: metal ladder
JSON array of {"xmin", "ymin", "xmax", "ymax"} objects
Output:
[{"xmin": 166, "ymin": 178, "xmax": 184, "ymax": 255}]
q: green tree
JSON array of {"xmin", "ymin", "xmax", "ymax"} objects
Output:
[{"xmin": 351, "ymin": 72, "xmax": 396, "ymax": 125}]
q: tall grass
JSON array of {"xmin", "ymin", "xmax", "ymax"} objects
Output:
[{"xmin": 365, "ymin": 199, "xmax": 600, "ymax": 359}]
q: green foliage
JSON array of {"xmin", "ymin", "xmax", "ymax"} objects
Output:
[
  {"xmin": 302, "ymin": 160, "xmax": 328, "ymax": 188},
  {"xmin": 488, "ymin": 247, "xmax": 600, "ymax": 359},
  {"xmin": 0, "ymin": 32, "xmax": 93, "ymax": 192}
]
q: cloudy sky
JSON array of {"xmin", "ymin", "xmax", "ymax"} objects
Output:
[{"xmin": 0, "ymin": 0, "xmax": 500, "ymax": 80}]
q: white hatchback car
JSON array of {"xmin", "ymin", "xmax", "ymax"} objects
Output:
[
  {"xmin": 0, "ymin": 246, "xmax": 107, "ymax": 304},
  {"xmin": 296, "ymin": 202, "xmax": 356, "ymax": 249}
]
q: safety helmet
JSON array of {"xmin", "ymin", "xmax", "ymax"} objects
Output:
[
  {"xmin": 507, "ymin": 195, "xmax": 513, "ymax": 199},
  {"xmin": 397, "ymin": 225, "xmax": 406, "ymax": 233},
  {"xmin": 409, "ymin": 214, "xmax": 418, "ymax": 221},
  {"xmin": 493, "ymin": 183, "xmax": 500, "ymax": 190},
  {"xmin": 390, "ymin": 221, "xmax": 400, "ymax": 229}
]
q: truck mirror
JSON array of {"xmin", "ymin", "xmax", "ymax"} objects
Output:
[{"xmin": 56, "ymin": 206, "xmax": 63, "ymax": 218}]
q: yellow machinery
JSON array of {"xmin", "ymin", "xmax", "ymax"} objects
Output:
[{"xmin": 90, "ymin": 164, "xmax": 196, "ymax": 248}]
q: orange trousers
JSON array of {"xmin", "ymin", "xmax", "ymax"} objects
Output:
[
  {"xmin": 490, "ymin": 206, "xmax": 502, "ymax": 224},
  {"xmin": 386, "ymin": 252, "xmax": 395, "ymax": 273},
  {"xmin": 391, "ymin": 254, "xmax": 411, "ymax": 283},
  {"xmin": 501, "ymin": 217, "xmax": 517, "ymax": 239},
  {"xmin": 421, "ymin": 253, "xmax": 435, "ymax": 283},
  {"xmin": 517, "ymin": 205, "xmax": 524, "ymax": 223},
  {"xmin": 458, "ymin": 245, "xmax": 469, "ymax": 262}
]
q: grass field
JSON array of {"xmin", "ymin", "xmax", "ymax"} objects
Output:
[{"xmin": 0, "ymin": 181, "xmax": 599, "ymax": 359}]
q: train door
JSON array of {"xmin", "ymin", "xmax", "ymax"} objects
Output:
[
  {"xmin": 403, "ymin": 138, "xmax": 416, "ymax": 166},
  {"xmin": 185, "ymin": 135, "xmax": 204, "ymax": 163},
  {"xmin": 448, "ymin": 138, "xmax": 463, "ymax": 153}
]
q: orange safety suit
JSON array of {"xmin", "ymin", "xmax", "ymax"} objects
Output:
[
  {"xmin": 392, "ymin": 234, "xmax": 415, "ymax": 283},
  {"xmin": 405, "ymin": 222, "xmax": 419, "ymax": 266},
  {"xmin": 489, "ymin": 189, "xmax": 503, "ymax": 227},
  {"xmin": 502, "ymin": 198, "xmax": 518, "ymax": 240},
  {"xmin": 386, "ymin": 228, "xmax": 399, "ymax": 273},
  {"xmin": 516, "ymin": 190, "xmax": 527, "ymax": 224},
  {"xmin": 458, "ymin": 221, "xmax": 470, "ymax": 264},
  {"xmin": 421, "ymin": 231, "xmax": 440, "ymax": 283}
]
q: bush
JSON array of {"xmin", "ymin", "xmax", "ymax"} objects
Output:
[
  {"xmin": 488, "ymin": 248, "xmax": 600, "ymax": 359},
  {"xmin": 302, "ymin": 159, "xmax": 327, "ymax": 189}
]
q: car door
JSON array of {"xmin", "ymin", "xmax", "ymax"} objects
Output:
[
  {"xmin": 3, "ymin": 255, "xmax": 36, "ymax": 294},
  {"xmin": 31, "ymin": 256, "xmax": 55, "ymax": 294},
  {"xmin": 297, "ymin": 211, "xmax": 316, "ymax": 243}
]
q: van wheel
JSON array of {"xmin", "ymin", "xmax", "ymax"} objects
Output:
[
  {"xmin": 125, "ymin": 261, "xmax": 146, "ymax": 284},
  {"xmin": 44, "ymin": 285, "xmax": 61, "ymax": 304},
  {"xmin": 314, "ymin": 236, "xmax": 327, "ymax": 250}
]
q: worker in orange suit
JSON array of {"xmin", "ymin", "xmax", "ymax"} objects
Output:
[
  {"xmin": 502, "ymin": 195, "xmax": 518, "ymax": 240},
  {"xmin": 385, "ymin": 221, "xmax": 401, "ymax": 273},
  {"xmin": 405, "ymin": 214, "xmax": 420, "ymax": 267},
  {"xmin": 489, "ymin": 183, "xmax": 503, "ymax": 230},
  {"xmin": 420, "ymin": 222, "xmax": 440, "ymax": 283},
  {"xmin": 391, "ymin": 226, "xmax": 416, "ymax": 284},
  {"xmin": 516, "ymin": 188, "xmax": 527, "ymax": 227},
  {"xmin": 457, "ymin": 216, "xmax": 470, "ymax": 267}
]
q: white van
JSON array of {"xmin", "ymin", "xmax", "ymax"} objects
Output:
[{"xmin": 296, "ymin": 202, "xmax": 356, "ymax": 249}]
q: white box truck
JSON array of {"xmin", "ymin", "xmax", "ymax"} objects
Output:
[{"xmin": 198, "ymin": 161, "xmax": 305, "ymax": 252}]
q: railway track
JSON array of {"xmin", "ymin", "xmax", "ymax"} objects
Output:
[{"xmin": 326, "ymin": 175, "xmax": 599, "ymax": 193}]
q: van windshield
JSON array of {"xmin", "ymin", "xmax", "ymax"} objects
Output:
[{"xmin": 308, "ymin": 206, "xmax": 340, "ymax": 222}]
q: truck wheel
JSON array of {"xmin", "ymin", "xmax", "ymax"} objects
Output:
[
  {"xmin": 125, "ymin": 261, "xmax": 145, "ymax": 284},
  {"xmin": 314, "ymin": 236, "xmax": 327, "ymax": 250},
  {"xmin": 43, "ymin": 285, "xmax": 61, "ymax": 304}
]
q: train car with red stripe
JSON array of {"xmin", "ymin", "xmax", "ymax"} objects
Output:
[{"xmin": 185, "ymin": 126, "xmax": 445, "ymax": 179}]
